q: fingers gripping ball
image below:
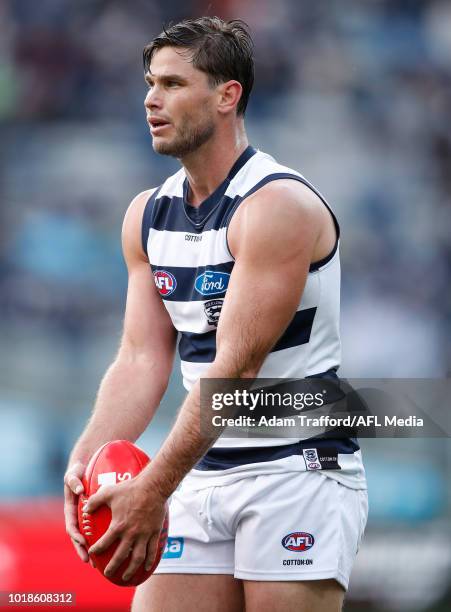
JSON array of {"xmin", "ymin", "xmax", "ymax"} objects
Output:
[{"xmin": 77, "ymin": 440, "xmax": 169, "ymax": 587}]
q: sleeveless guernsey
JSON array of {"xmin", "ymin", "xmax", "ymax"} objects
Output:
[{"xmin": 141, "ymin": 146, "xmax": 366, "ymax": 488}]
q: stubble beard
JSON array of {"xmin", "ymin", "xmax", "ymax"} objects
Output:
[{"xmin": 153, "ymin": 112, "xmax": 216, "ymax": 158}]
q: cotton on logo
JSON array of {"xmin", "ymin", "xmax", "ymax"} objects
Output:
[
  {"xmin": 154, "ymin": 270, "xmax": 177, "ymax": 296},
  {"xmin": 97, "ymin": 472, "xmax": 132, "ymax": 487},
  {"xmin": 281, "ymin": 532, "xmax": 315, "ymax": 552}
]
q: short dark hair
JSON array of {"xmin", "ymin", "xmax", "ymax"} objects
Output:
[{"xmin": 143, "ymin": 16, "xmax": 254, "ymax": 116}]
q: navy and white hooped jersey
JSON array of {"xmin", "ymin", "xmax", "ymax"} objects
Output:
[
  {"xmin": 141, "ymin": 146, "xmax": 366, "ymax": 486},
  {"xmin": 142, "ymin": 146, "xmax": 343, "ymax": 447}
]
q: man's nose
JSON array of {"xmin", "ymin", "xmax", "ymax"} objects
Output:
[{"xmin": 144, "ymin": 87, "xmax": 162, "ymax": 110}]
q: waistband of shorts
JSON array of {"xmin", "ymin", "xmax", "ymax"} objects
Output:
[{"xmin": 194, "ymin": 437, "xmax": 360, "ymax": 471}]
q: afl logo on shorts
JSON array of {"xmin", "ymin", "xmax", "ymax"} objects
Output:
[
  {"xmin": 154, "ymin": 270, "xmax": 176, "ymax": 296},
  {"xmin": 282, "ymin": 532, "xmax": 315, "ymax": 552}
]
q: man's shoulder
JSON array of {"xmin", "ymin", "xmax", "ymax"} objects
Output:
[
  {"xmin": 126, "ymin": 188, "xmax": 157, "ymax": 220},
  {"xmin": 245, "ymin": 179, "xmax": 323, "ymax": 228},
  {"xmin": 127, "ymin": 166, "xmax": 185, "ymax": 217},
  {"xmin": 233, "ymin": 150, "xmax": 334, "ymax": 228},
  {"xmin": 228, "ymin": 178, "xmax": 329, "ymax": 260},
  {"xmin": 155, "ymin": 166, "xmax": 186, "ymax": 199},
  {"xmin": 230, "ymin": 148, "xmax": 306, "ymax": 196},
  {"xmin": 248, "ymin": 148, "xmax": 301, "ymax": 174}
]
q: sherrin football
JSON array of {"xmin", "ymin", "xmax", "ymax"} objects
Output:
[{"xmin": 77, "ymin": 440, "xmax": 169, "ymax": 587}]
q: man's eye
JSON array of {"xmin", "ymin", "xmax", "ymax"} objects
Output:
[{"xmin": 167, "ymin": 81, "xmax": 179, "ymax": 87}]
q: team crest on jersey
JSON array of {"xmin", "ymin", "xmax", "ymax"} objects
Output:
[
  {"xmin": 204, "ymin": 299, "xmax": 223, "ymax": 327},
  {"xmin": 302, "ymin": 448, "xmax": 322, "ymax": 470},
  {"xmin": 195, "ymin": 271, "xmax": 230, "ymax": 296},
  {"xmin": 154, "ymin": 270, "xmax": 177, "ymax": 296}
]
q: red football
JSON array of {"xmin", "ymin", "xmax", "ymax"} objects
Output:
[{"xmin": 77, "ymin": 440, "xmax": 169, "ymax": 587}]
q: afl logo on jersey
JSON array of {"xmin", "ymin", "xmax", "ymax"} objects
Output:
[
  {"xmin": 282, "ymin": 532, "xmax": 315, "ymax": 552},
  {"xmin": 195, "ymin": 271, "xmax": 230, "ymax": 296},
  {"xmin": 154, "ymin": 270, "xmax": 177, "ymax": 296}
]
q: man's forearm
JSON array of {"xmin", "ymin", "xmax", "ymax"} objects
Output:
[
  {"xmin": 138, "ymin": 357, "xmax": 257, "ymax": 500},
  {"xmin": 69, "ymin": 354, "xmax": 169, "ymax": 467},
  {"xmin": 138, "ymin": 379, "xmax": 207, "ymax": 499}
]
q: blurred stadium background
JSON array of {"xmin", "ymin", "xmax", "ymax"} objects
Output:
[{"xmin": 0, "ymin": 0, "xmax": 450, "ymax": 610}]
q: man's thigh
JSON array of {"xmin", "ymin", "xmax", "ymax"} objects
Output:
[
  {"xmin": 132, "ymin": 574, "xmax": 244, "ymax": 612},
  {"xmin": 243, "ymin": 579, "xmax": 345, "ymax": 612},
  {"xmin": 131, "ymin": 575, "xmax": 343, "ymax": 612}
]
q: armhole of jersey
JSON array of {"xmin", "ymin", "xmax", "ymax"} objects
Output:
[
  {"xmin": 224, "ymin": 172, "xmax": 340, "ymax": 270},
  {"xmin": 141, "ymin": 187, "xmax": 161, "ymax": 259}
]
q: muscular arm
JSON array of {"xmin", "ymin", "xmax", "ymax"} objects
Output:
[
  {"xmin": 64, "ymin": 189, "xmax": 177, "ymax": 557},
  {"xmin": 68, "ymin": 190, "xmax": 176, "ymax": 466}
]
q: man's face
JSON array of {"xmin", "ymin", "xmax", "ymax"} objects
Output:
[{"xmin": 144, "ymin": 46, "xmax": 217, "ymax": 158}]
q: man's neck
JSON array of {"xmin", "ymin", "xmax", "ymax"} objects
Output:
[{"xmin": 182, "ymin": 129, "xmax": 249, "ymax": 206}]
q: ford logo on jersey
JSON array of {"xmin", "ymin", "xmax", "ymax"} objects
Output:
[
  {"xmin": 282, "ymin": 532, "xmax": 315, "ymax": 552},
  {"xmin": 154, "ymin": 270, "xmax": 177, "ymax": 297},
  {"xmin": 195, "ymin": 271, "xmax": 230, "ymax": 296}
]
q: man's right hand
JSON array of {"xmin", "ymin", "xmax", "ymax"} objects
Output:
[{"xmin": 64, "ymin": 461, "xmax": 89, "ymax": 563}]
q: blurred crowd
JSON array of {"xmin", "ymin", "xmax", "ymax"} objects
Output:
[
  {"xmin": 1, "ymin": 2, "xmax": 451, "ymax": 609},
  {"xmin": 1, "ymin": 0, "xmax": 450, "ymax": 377}
]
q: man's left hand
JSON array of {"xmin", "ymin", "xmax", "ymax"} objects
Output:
[{"xmin": 84, "ymin": 477, "xmax": 167, "ymax": 582}]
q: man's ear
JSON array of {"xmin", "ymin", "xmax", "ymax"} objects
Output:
[{"xmin": 217, "ymin": 80, "xmax": 243, "ymax": 115}]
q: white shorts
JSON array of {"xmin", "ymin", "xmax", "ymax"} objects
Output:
[{"xmin": 155, "ymin": 468, "xmax": 368, "ymax": 590}]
